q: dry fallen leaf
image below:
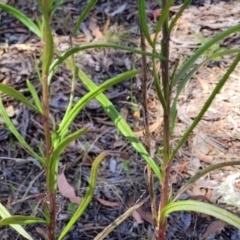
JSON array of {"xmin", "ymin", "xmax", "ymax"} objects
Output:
[
  {"xmin": 179, "ymin": 160, "xmax": 189, "ymax": 173},
  {"xmin": 6, "ymin": 105, "xmax": 15, "ymax": 117},
  {"xmin": 132, "ymin": 210, "xmax": 143, "ymax": 224},
  {"xmin": 195, "ymin": 74, "xmax": 209, "ymax": 93},
  {"xmin": 58, "ymin": 168, "xmax": 81, "ymax": 204},
  {"xmin": 95, "ymin": 196, "xmax": 121, "ymax": 207},
  {"xmin": 202, "ymin": 220, "xmax": 226, "ymax": 238},
  {"xmin": 193, "ymin": 147, "xmax": 213, "ymax": 163},
  {"xmin": 134, "ymin": 118, "xmax": 163, "ymax": 137},
  {"xmin": 36, "ymin": 227, "xmax": 48, "ymax": 240},
  {"xmin": 109, "ymin": 3, "xmax": 127, "ymax": 17},
  {"xmin": 88, "ymin": 17, "xmax": 103, "ymax": 40},
  {"xmin": 136, "ymin": 206, "xmax": 153, "ymax": 225},
  {"xmin": 133, "ymin": 110, "xmax": 141, "ymax": 119}
]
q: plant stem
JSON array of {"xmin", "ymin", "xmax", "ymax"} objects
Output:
[
  {"xmin": 139, "ymin": 19, "xmax": 157, "ymax": 231},
  {"xmin": 41, "ymin": 1, "xmax": 55, "ymax": 239},
  {"xmin": 158, "ymin": 0, "xmax": 171, "ymax": 239}
]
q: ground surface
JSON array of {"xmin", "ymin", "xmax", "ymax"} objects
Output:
[{"xmin": 1, "ymin": 0, "xmax": 240, "ymax": 239}]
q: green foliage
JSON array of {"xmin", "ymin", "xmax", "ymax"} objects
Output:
[
  {"xmin": 0, "ymin": 0, "xmax": 240, "ymax": 239},
  {"xmin": 195, "ymin": 33, "xmax": 225, "ymax": 60},
  {"xmin": 67, "ymin": 203, "xmax": 78, "ymax": 214}
]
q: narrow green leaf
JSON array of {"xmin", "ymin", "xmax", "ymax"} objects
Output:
[
  {"xmin": 168, "ymin": 0, "xmax": 192, "ymax": 33},
  {"xmin": 51, "ymin": 0, "xmax": 65, "ymax": 15},
  {"xmin": 48, "ymin": 127, "xmax": 89, "ymax": 191},
  {"xmin": 0, "ymin": 83, "xmax": 40, "ymax": 113},
  {"xmin": 49, "ymin": 43, "xmax": 165, "ymax": 84},
  {"xmin": 171, "ymin": 49, "xmax": 240, "ymax": 132},
  {"xmin": 78, "ymin": 69, "xmax": 162, "ymax": 180},
  {"xmin": 0, "ymin": 100, "xmax": 43, "ymax": 165},
  {"xmin": 58, "ymin": 70, "xmax": 139, "ymax": 138},
  {"xmin": 73, "ymin": 0, "xmax": 97, "ymax": 35},
  {"xmin": 161, "ymin": 200, "xmax": 240, "ymax": 230},
  {"xmin": 0, "ymin": 216, "xmax": 46, "ymax": 225},
  {"xmin": 0, "ymin": 203, "xmax": 33, "ymax": 240},
  {"xmin": 138, "ymin": 0, "xmax": 153, "ymax": 47},
  {"xmin": 152, "ymin": 57, "xmax": 167, "ymax": 112},
  {"xmin": 153, "ymin": 0, "xmax": 174, "ymax": 46},
  {"xmin": 170, "ymin": 50, "xmax": 240, "ymax": 160},
  {"xmin": 0, "ymin": 3, "xmax": 41, "ymax": 38},
  {"xmin": 172, "ymin": 24, "xmax": 240, "ymax": 87},
  {"xmin": 172, "ymin": 161, "xmax": 240, "ymax": 202},
  {"xmin": 41, "ymin": 2, "xmax": 53, "ymax": 74},
  {"xmin": 58, "ymin": 152, "xmax": 107, "ymax": 240},
  {"xmin": 26, "ymin": 80, "xmax": 43, "ymax": 113}
]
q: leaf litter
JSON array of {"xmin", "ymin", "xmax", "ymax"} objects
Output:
[{"xmin": 1, "ymin": 0, "xmax": 240, "ymax": 239}]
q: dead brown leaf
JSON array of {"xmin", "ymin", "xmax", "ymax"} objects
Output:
[
  {"xmin": 136, "ymin": 206, "xmax": 153, "ymax": 225},
  {"xmin": 179, "ymin": 160, "xmax": 189, "ymax": 173},
  {"xmin": 195, "ymin": 75, "xmax": 209, "ymax": 93},
  {"xmin": 202, "ymin": 220, "xmax": 226, "ymax": 238},
  {"xmin": 134, "ymin": 118, "xmax": 163, "ymax": 137},
  {"xmin": 57, "ymin": 168, "xmax": 81, "ymax": 204},
  {"xmin": 132, "ymin": 210, "xmax": 143, "ymax": 224},
  {"xmin": 95, "ymin": 197, "xmax": 122, "ymax": 207},
  {"xmin": 205, "ymin": 188, "xmax": 212, "ymax": 200},
  {"xmin": 133, "ymin": 110, "xmax": 141, "ymax": 119},
  {"xmin": 89, "ymin": 17, "xmax": 103, "ymax": 40},
  {"xmin": 36, "ymin": 227, "xmax": 48, "ymax": 240},
  {"xmin": 193, "ymin": 146, "xmax": 213, "ymax": 163}
]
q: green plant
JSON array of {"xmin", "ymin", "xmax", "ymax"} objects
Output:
[
  {"xmin": 0, "ymin": 0, "xmax": 163, "ymax": 239},
  {"xmin": 135, "ymin": 0, "xmax": 240, "ymax": 239},
  {"xmin": 67, "ymin": 203, "xmax": 78, "ymax": 214},
  {"xmin": 1, "ymin": 0, "xmax": 240, "ymax": 240},
  {"xmin": 195, "ymin": 32, "xmax": 225, "ymax": 61}
]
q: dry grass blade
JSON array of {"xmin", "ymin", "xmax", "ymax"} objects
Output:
[{"xmin": 93, "ymin": 197, "xmax": 148, "ymax": 240}]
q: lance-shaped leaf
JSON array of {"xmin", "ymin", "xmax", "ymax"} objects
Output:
[
  {"xmin": 138, "ymin": 0, "xmax": 153, "ymax": 47},
  {"xmin": 58, "ymin": 152, "xmax": 107, "ymax": 240},
  {"xmin": 172, "ymin": 24, "xmax": 240, "ymax": 87},
  {"xmin": 0, "ymin": 3, "xmax": 41, "ymax": 38},
  {"xmin": 73, "ymin": 0, "xmax": 98, "ymax": 35},
  {"xmin": 0, "ymin": 100, "xmax": 43, "ymax": 165},
  {"xmin": 0, "ymin": 216, "xmax": 46, "ymax": 225},
  {"xmin": 26, "ymin": 80, "xmax": 43, "ymax": 114},
  {"xmin": 160, "ymin": 200, "xmax": 240, "ymax": 230},
  {"xmin": 49, "ymin": 43, "xmax": 165, "ymax": 84},
  {"xmin": 77, "ymin": 69, "xmax": 162, "ymax": 180},
  {"xmin": 170, "ymin": 51, "xmax": 240, "ymax": 161},
  {"xmin": 58, "ymin": 70, "xmax": 139, "ymax": 138},
  {"xmin": 0, "ymin": 83, "xmax": 40, "ymax": 113},
  {"xmin": 172, "ymin": 161, "xmax": 240, "ymax": 202},
  {"xmin": 48, "ymin": 127, "xmax": 89, "ymax": 192},
  {"xmin": 0, "ymin": 203, "xmax": 33, "ymax": 240}
]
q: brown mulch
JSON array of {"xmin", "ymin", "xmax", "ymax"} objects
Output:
[{"xmin": 1, "ymin": 0, "xmax": 240, "ymax": 239}]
